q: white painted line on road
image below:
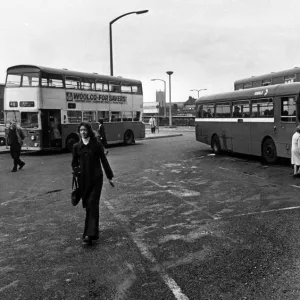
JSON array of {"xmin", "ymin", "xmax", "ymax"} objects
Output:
[
  {"xmin": 224, "ymin": 206, "xmax": 300, "ymax": 219},
  {"xmin": 104, "ymin": 200, "xmax": 189, "ymax": 300},
  {"xmin": 290, "ymin": 185, "xmax": 300, "ymax": 189}
]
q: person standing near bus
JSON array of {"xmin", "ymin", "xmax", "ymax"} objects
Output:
[
  {"xmin": 97, "ymin": 119, "xmax": 108, "ymax": 155},
  {"xmin": 72, "ymin": 122, "xmax": 114, "ymax": 245},
  {"xmin": 7, "ymin": 121, "xmax": 25, "ymax": 172},
  {"xmin": 149, "ymin": 115, "xmax": 156, "ymax": 134},
  {"xmin": 291, "ymin": 125, "xmax": 300, "ymax": 177}
]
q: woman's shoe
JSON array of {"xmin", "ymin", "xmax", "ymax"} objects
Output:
[{"xmin": 83, "ymin": 236, "xmax": 93, "ymax": 245}]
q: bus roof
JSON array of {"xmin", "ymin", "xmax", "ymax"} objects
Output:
[
  {"xmin": 234, "ymin": 67, "xmax": 300, "ymax": 86},
  {"xmin": 6, "ymin": 65, "xmax": 142, "ymax": 85},
  {"xmin": 196, "ymin": 82, "xmax": 300, "ymax": 104}
]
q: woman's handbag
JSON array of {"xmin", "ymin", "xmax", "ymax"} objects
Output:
[{"xmin": 71, "ymin": 174, "xmax": 81, "ymax": 206}]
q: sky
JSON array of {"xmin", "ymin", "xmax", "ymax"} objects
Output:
[{"xmin": 1, "ymin": 0, "xmax": 300, "ymax": 103}]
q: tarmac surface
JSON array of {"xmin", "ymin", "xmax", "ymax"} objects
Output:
[{"xmin": 2, "ymin": 128, "xmax": 299, "ymax": 299}]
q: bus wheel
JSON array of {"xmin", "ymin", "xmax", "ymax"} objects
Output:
[
  {"xmin": 262, "ymin": 138, "xmax": 277, "ymax": 164},
  {"xmin": 0, "ymin": 137, "xmax": 6, "ymax": 146},
  {"xmin": 66, "ymin": 135, "xmax": 79, "ymax": 152},
  {"xmin": 211, "ymin": 135, "xmax": 221, "ymax": 154},
  {"xmin": 124, "ymin": 130, "xmax": 134, "ymax": 145}
]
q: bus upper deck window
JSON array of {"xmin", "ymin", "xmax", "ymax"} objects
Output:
[
  {"xmin": 6, "ymin": 74, "xmax": 22, "ymax": 87},
  {"xmin": 22, "ymin": 73, "xmax": 40, "ymax": 87}
]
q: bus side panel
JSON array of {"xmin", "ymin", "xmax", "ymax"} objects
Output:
[
  {"xmin": 218, "ymin": 121, "xmax": 233, "ymax": 151},
  {"xmin": 105, "ymin": 122, "xmax": 125, "ymax": 143},
  {"xmin": 195, "ymin": 121, "xmax": 210, "ymax": 145},
  {"xmin": 250, "ymin": 122, "xmax": 275, "ymax": 156},
  {"xmin": 230, "ymin": 121, "xmax": 250, "ymax": 154},
  {"xmin": 123, "ymin": 121, "xmax": 145, "ymax": 140}
]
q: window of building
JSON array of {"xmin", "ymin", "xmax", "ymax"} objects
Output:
[
  {"xmin": 41, "ymin": 72, "xmax": 64, "ymax": 88},
  {"xmin": 22, "ymin": 73, "xmax": 40, "ymax": 87},
  {"xmin": 6, "ymin": 74, "xmax": 22, "ymax": 87},
  {"xmin": 83, "ymin": 111, "xmax": 96, "ymax": 122},
  {"xmin": 67, "ymin": 110, "xmax": 82, "ymax": 123},
  {"xmin": 215, "ymin": 102, "xmax": 231, "ymax": 117},
  {"xmin": 65, "ymin": 77, "xmax": 80, "ymax": 89},
  {"xmin": 232, "ymin": 100, "xmax": 250, "ymax": 118},
  {"xmin": 281, "ymin": 97, "xmax": 296, "ymax": 122},
  {"xmin": 251, "ymin": 98, "xmax": 273, "ymax": 117}
]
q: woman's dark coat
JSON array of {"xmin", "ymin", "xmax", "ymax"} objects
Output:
[{"xmin": 71, "ymin": 138, "xmax": 114, "ymax": 239}]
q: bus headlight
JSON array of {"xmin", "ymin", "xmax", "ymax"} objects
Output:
[
  {"xmin": 34, "ymin": 143, "xmax": 39, "ymax": 147},
  {"xmin": 31, "ymin": 135, "xmax": 36, "ymax": 141}
]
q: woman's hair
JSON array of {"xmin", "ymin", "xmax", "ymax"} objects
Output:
[
  {"xmin": 77, "ymin": 122, "xmax": 96, "ymax": 138},
  {"xmin": 296, "ymin": 125, "xmax": 300, "ymax": 133}
]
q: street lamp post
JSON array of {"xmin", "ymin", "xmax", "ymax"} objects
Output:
[
  {"xmin": 151, "ymin": 79, "xmax": 166, "ymax": 117},
  {"xmin": 166, "ymin": 71, "xmax": 173, "ymax": 127},
  {"xmin": 109, "ymin": 10, "xmax": 148, "ymax": 76},
  {"xmin": 190, "ymin": 88, "xmax": 207, "ymax": 99}
]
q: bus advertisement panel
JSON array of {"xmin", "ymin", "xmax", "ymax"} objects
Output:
[
  {"xmin": 4, "ymin": 65, "xmax": 145, "ymax": 151},
  {"xmin": 195, "ymin": 83, "xmax": 300, "ymax": 163}
]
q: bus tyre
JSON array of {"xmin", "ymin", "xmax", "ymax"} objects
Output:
[
  {"xmin": 0, "ymin": 137, "xmax": 6, "ymax": 146},
  {"xmin": 66, "ymin": 135, "xmax": 79, "ymax": 152},
  {"xmin": 124, "ymin": 130, "xmax": 134, "ymax": 145},
  {"xmin": 262, "ymin": 138, "xmax": 277, "ymax": 164},
  {"xmin": 212, "ymin": 135, "xmax": 221, "ymax": 154}
]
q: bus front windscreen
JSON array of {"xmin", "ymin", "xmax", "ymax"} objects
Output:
[
  {"xmin": 21, "ymin": 112, "xmax": 39, "ymax": 128},
  {"xmin": 5, "ymin": 111, "xmax": 21, "ymax": 126}
]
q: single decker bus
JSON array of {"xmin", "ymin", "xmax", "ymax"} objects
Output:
[
  {"xmin": 234, "ymin": 67, "xmax": 300, "ymax": 91},
  {"xmin": 4, "ymin": 65, "xmax": 145, "ymax": 151},
  {"xmin": 195, "ymin": 83, "xmax": 300, "ymax": 163}
]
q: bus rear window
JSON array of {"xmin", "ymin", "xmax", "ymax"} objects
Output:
[
  {"xmin": 6, "ymin": 74, "xmax": 22, "ymax": 87},
  {"xmin": 22, "ymin": 73, "xmax": 40, "ymax": 87}
]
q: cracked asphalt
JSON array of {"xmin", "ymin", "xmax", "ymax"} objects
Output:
[{"xmin": 1, "ymin": 130, "xmax": 300, "ymax": 300}]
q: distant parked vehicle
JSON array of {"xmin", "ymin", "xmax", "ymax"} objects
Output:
[{"xmin": 0, "ymin": 124, "xmax": 6, "ymax": 146}]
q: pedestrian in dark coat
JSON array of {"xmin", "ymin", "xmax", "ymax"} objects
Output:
[
  {"xmin": 72, "ymin": 122, "xmax": 114, "ymax": 245},
  {"xmin": 7, "ymin": 121, "xmax": 25, "ymax": 172},
  {"xmin": 97, "ymin": 119, "xmax": 108, "ymax": 154}
]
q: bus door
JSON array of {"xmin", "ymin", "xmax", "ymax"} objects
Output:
[
  {"xmin": 231, "ymin": 100, "xmax": 251, "ymax": 154},
  {"xmin": 275, "ymin": 96, "xmax": 298, "ymax": 156},
  {"xmin": 41, "ymin": 109, "xmax": 62, "ymax": 148}
]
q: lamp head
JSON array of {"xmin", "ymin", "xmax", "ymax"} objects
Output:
[
  {"xmin": 166, "ymin": 71, "xmax": 173, "ymax": 75},
  {"xmin": 136, "ymin": 10, "xmax": 149, "ymax": 14}
]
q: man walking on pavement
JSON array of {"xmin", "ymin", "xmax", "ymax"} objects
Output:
[
  {"xmin": 7, "ymin": 121, "xmax": 25, "ymax": 172},
  {"xmin": 149, "ymin": 115, "xmax": 156, "ymax": 134}
]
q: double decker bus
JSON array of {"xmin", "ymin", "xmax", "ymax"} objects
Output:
[
  {"xmin": 4, "ymin": 65, "xmax": 145, "ymax": 151},
  {"xmin": 195, "ymin": 83, "xmax": 300, "ymax": 163},
  {"xmin": 234, "ymin": 67, "xmax": 300, "ymax": 90}
]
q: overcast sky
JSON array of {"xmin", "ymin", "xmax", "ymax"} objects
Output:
[{"xmin": 1, "ymin": 0, "xmax": 300, "ymax": 103}]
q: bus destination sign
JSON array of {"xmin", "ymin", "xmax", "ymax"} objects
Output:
[{"xmin": 66, "ymin": 91, "xmax": 127, "ymax": 104}]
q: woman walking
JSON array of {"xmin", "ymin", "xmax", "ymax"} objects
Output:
[
  {"xmin": 72, "ymin": 122, "xmax": 114, "ymax": 245},
  {"xmin": 291, "ymin": 125, "xmax": 300, "ymax": 177}
]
